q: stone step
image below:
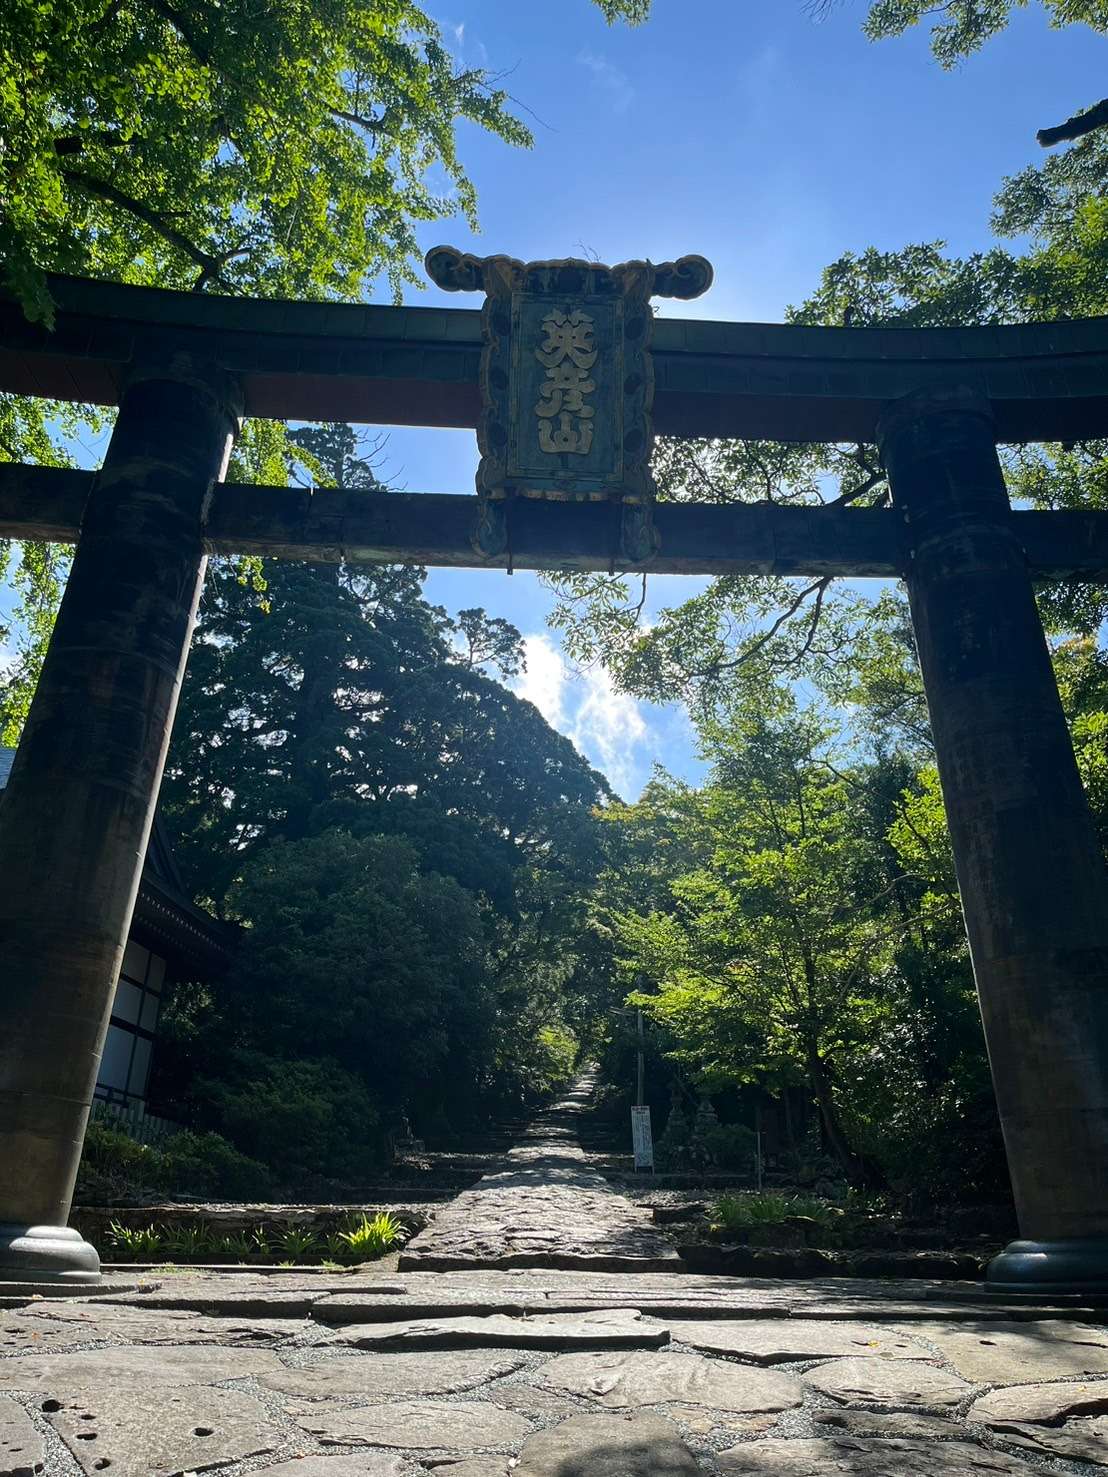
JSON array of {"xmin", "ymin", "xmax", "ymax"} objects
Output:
[{"xmin": 323, "ymin": 1308, "xmax": 670, "ymax": 1351}]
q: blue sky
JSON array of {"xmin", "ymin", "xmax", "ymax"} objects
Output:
[{"xmin": 6, "ymin": 1, "xmax": 1106, "ymax": 796}]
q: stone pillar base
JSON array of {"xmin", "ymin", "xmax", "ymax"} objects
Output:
[
  {"xmin": 987, "ymin": 1237, "xmax": 1108, "ymax": 1294},
  {"xmin": 0, "ymin": 1223, "xmax": 101, "ymax": 1284}
]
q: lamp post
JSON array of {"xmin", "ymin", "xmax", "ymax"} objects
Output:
[{"xmin": 614, "ymin": 989, "xmax": 652, "ymax": 1171}]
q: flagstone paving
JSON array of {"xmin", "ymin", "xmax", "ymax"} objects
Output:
[
  {"xmin": 0, "ymin": 1392, "xmax": 44, "ymax": 1477},
  {"xmin": 327, "ymin": 1308, "xmax": 669, "ymax": 1352},
  {"xmin": 397, "ymin": 1073, "xmax": 681, "ymax": 1273},
  {"xmin": 6, "ymin": 1079, "xmax": 1108, "ymax": 1474}
]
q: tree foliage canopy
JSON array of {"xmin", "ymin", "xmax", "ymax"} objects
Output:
[
  {"xmin": 861, "ymin": 0, "xmax": 1106, "ymax": 67},
  {"xmin": 1, "ymin": 0, "xmax": 643, "ymax": 321}
]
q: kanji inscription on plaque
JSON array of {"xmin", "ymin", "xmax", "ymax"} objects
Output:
[{"xmin": 535, "ymin": 309, "xmax": 597, "ymax": 455}]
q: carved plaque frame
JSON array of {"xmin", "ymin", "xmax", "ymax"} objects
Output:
[{"xmin": 425, "ymin": 248, "xmax": 712, "ymax": 563}]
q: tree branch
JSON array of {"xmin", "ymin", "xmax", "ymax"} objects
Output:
[
  {"xmin": 60, "ymin": 169, "xmax": 230, "ymax": 286},
  {"xmin": 1038, "ymin": 98, "xmax": 1108, "ymax": 148},
  {"xmin": 824, "ymin": 468, "xmax": 886, "ymax": 510},
  {"xmin": 787, "ymin": 577, "xmax": 831, "ymax": 667},
  {"xmin": 690, "ymin": 578, "xmax": 828, "ymax": 680},
  {"xmin": 53, "ymin": 131, "xmax": 133, "ymax": 157},
  {"xmin": 330, "ymin": 106, "xmax": 385, "ymax": 134},
  {"xmin": 146, "ymin": 0, "xmax": 212, "ymax": 64}
]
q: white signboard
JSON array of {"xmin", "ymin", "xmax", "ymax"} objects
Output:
[{"xmin": 631, "ymin": 1105, "xmax": 654, "ymax": 1171}]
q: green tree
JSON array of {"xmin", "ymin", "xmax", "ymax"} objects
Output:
[
  {"xmin": 159, "ymin": 829, "xmax": 497, "ymax": 1177},
  {"xmin": 592, "ymin": 684, "xmax": 1011, "ymax": 1199},
  {"xmin": 1, "ymin": 0, "xmax": 645, "ymax": 320},
  {"xmin": 151, "ymin": 444, "xmax": 611, "ymax": 1163},
  {"xmin": 609, "ymin": 699, "xmax": 911, "ymax": 1185}
]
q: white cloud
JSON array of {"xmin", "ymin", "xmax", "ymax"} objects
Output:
[
  {"xmin": 576, "ymin": 49, "xmax": 635, "ymax": 115},
  {"xmin": 571, "ymin": 663, "xmax": 647, "ymax": 798},
  {"xmin": 514, "ymin": 633, "xmax": 569, "ymax": 731},
  {"xmin": 513, "ymin": 632, "xmax": 649, "ymax": 798},
  {"xmin": 439, "ymin": 14, "xmax": 485, "ymax": 64}
]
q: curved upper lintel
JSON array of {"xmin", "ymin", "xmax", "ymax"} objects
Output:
[{"xmin": 1, "ymin": 274, "xmax": 1108, "ymax": 445}]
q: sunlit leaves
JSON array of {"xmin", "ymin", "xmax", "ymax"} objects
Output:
[
  {"xmin": 1, "ymin": 0, "xmax": 646, "ymax": 318},
  {"xmin": 3, "ymin": 0, "xmax": 521, "ymax": 315},
  {"xmin": 592, "ymin": 0, "xmax": 652, "ymax": 20},
  {"xmin": 863, "ymin": 0, "xmax": 1028, "ymax": 67}
]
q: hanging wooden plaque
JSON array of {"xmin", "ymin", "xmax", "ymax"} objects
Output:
[{"xmin": 425, "ymin": 248, "xmax": 713, "ymax": 562}]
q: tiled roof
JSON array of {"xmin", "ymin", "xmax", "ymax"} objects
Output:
[{"xmin": 0, "ymin": 747, "xmax": 14, "ymax": 789}]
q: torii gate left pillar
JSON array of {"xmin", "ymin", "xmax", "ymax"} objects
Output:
[{"xmin": 0, "ymin": 359, "xmax": 239, "ymax": 1283}]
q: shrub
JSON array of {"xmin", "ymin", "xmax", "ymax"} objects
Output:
[
  {"xmin": 75, "ymin": 1121, "xmax": 271, "ymax": 1204},
  {"xmin": 656, "ymin": 1102, "xmax": 692, "ymax": 1170},
  {"xmin": 105, "ymin": 1221, "xmax": 164, "ymax": 1259},
  {"xmin": 100, "ymin": 1212, "xmax": 404, "ymax": 1264},
  {"xmin": 276, "ymin": 1224, "xmax": 320, "ymax": 1260},
  {"xmin": 196, "ymin": 1055, "xmax": 383, "ymax": 1185},
  {"xmin": 702, "ymin": 1122, "xmax": 757, "ymax": 1172},
  {"xmin": 658, "ymin": 1100, "xmax": 756, "ymax": 1173},
  {"xmin": 156, "ymin": 1131, "xmax": 272, "ymax": 1199},
  {"xmin": 335, "ymin": 1211, "xmax": 402, "ymax": 1262},
  {"xmin": 712, "ymin": 1191, "xmax": 837, "ymax": 1232},
  {"xmin": 77, "ymin": 1123, "xmax": 163, "ymax": 1202}
]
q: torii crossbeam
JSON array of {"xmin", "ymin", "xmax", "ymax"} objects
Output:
[{"xmin": 2, "ymin": 267, "xmax": 1108, "ymax": 1294}]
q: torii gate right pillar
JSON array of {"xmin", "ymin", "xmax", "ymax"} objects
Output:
[{"xmin": 879, "ymin": 388, "xmax": 1108, "ymax": 1291}]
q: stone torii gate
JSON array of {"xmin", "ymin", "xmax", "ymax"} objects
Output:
[{"xmin": 3, "ymin": 257, "xmax": 1108, "ymax": 1293}]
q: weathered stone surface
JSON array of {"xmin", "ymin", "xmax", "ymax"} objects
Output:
[
  {"xmin": 314, "ymin": 1294, "xmax": 544, "ymax": 1323},
  {"xmin": 803, "ymin": 1355, "xmax": 975, "ymax": 1409},
  {"xmin": 984, "ymin": 1416, "xmax": 1108, "ymax": 1465},
  {"xmin": 258, "ymin": 1349, "xmax": 527, "ymax": 1401},
  {"xmin": 968, "ymin": 1378, "xmax": 1108, "ymax": 1425},
  {"xmin": 332, "ymin": 1309, "xmax": 668, "ymax": 1352},
  {"xmin": 429, "ymin": 1461, "xmax": 511, "ymax": 1477},
  {"xmin": 14, "ymin": 1266, "xmax": 1108, "ymax": 1322},
  {"xmin": 657, "ymin": 1403, "xmax": 778, "ymax": 1437},
  {"xmin": 400, "ymin": 1076, "xmax": 681, "ymax": 1272},
  {"xmin": 0, "ymin": 1393, "xmax": 45, "ymax": 1476},
  {"xmin": 538, "ymin": 1349, "xmax": 804, "ymax": 1413},
  {"xmin": 0, "ymin": 1313, "xmax": 98, "ymax": 1351},
  {"xmin": 100, "ymin": 1282, "xmax": 349, "ymax": 1318},
  {"xmin": 909, "ymin": 1318, "xmax": 1108, "ymax": 1384},
  {"xmin": 308, "ymin": 1269, "xmax": 1099, "ymax": 1325},
  {"xmin": 513, "ymin": 1412, "xmax": 699, "ymax": 1475},
  {"xmin": 0, "ymin": 1343, "xmax": 281, "ymax": 1392},
  {"xmin": 45, "ymin": 1383, "xmax": 283, "ymax": 1477},
  {"xmin": 490, "ymin": 1383, "xmax": 582, "ymax": 1420},
  {"xmin": 717, "ymin": 1437, "xmax": 1045, "ymax": 1475},
  {"xmin": 260, "ymin": 1458, "xmax": 409, "ymax": 1476},
  {"xmin": 296, "ymin": 1398, "xmax": 532, "ymax": 1450},
  {"xmin": 670, "ymin": 1319, "xmax": 925, "ymax": 1364},
  {"xmin": 28, "ymin": 1301, "xmax": 310, "ymax": 1344},
  {"xmin": 967, "ymin": 1381, "xmax": 1108, "ymax": 1467},
  {"xmin": 815, "ymin": 1409, "xmax": 968, "ymax": 1439}
]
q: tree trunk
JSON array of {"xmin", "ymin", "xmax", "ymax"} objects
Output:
[{"xmin": 805, "ymin": 1048, "xmax": 885, "ymax": 1190}]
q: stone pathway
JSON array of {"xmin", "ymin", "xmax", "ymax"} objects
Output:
[
  {"xmin": 5, "ymin": 1078, "xmax": 1108, "ymax": 1474},
  {"xmin": 397, "ymin": 1074, "xmax": 680, "ymax": 1273}
]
